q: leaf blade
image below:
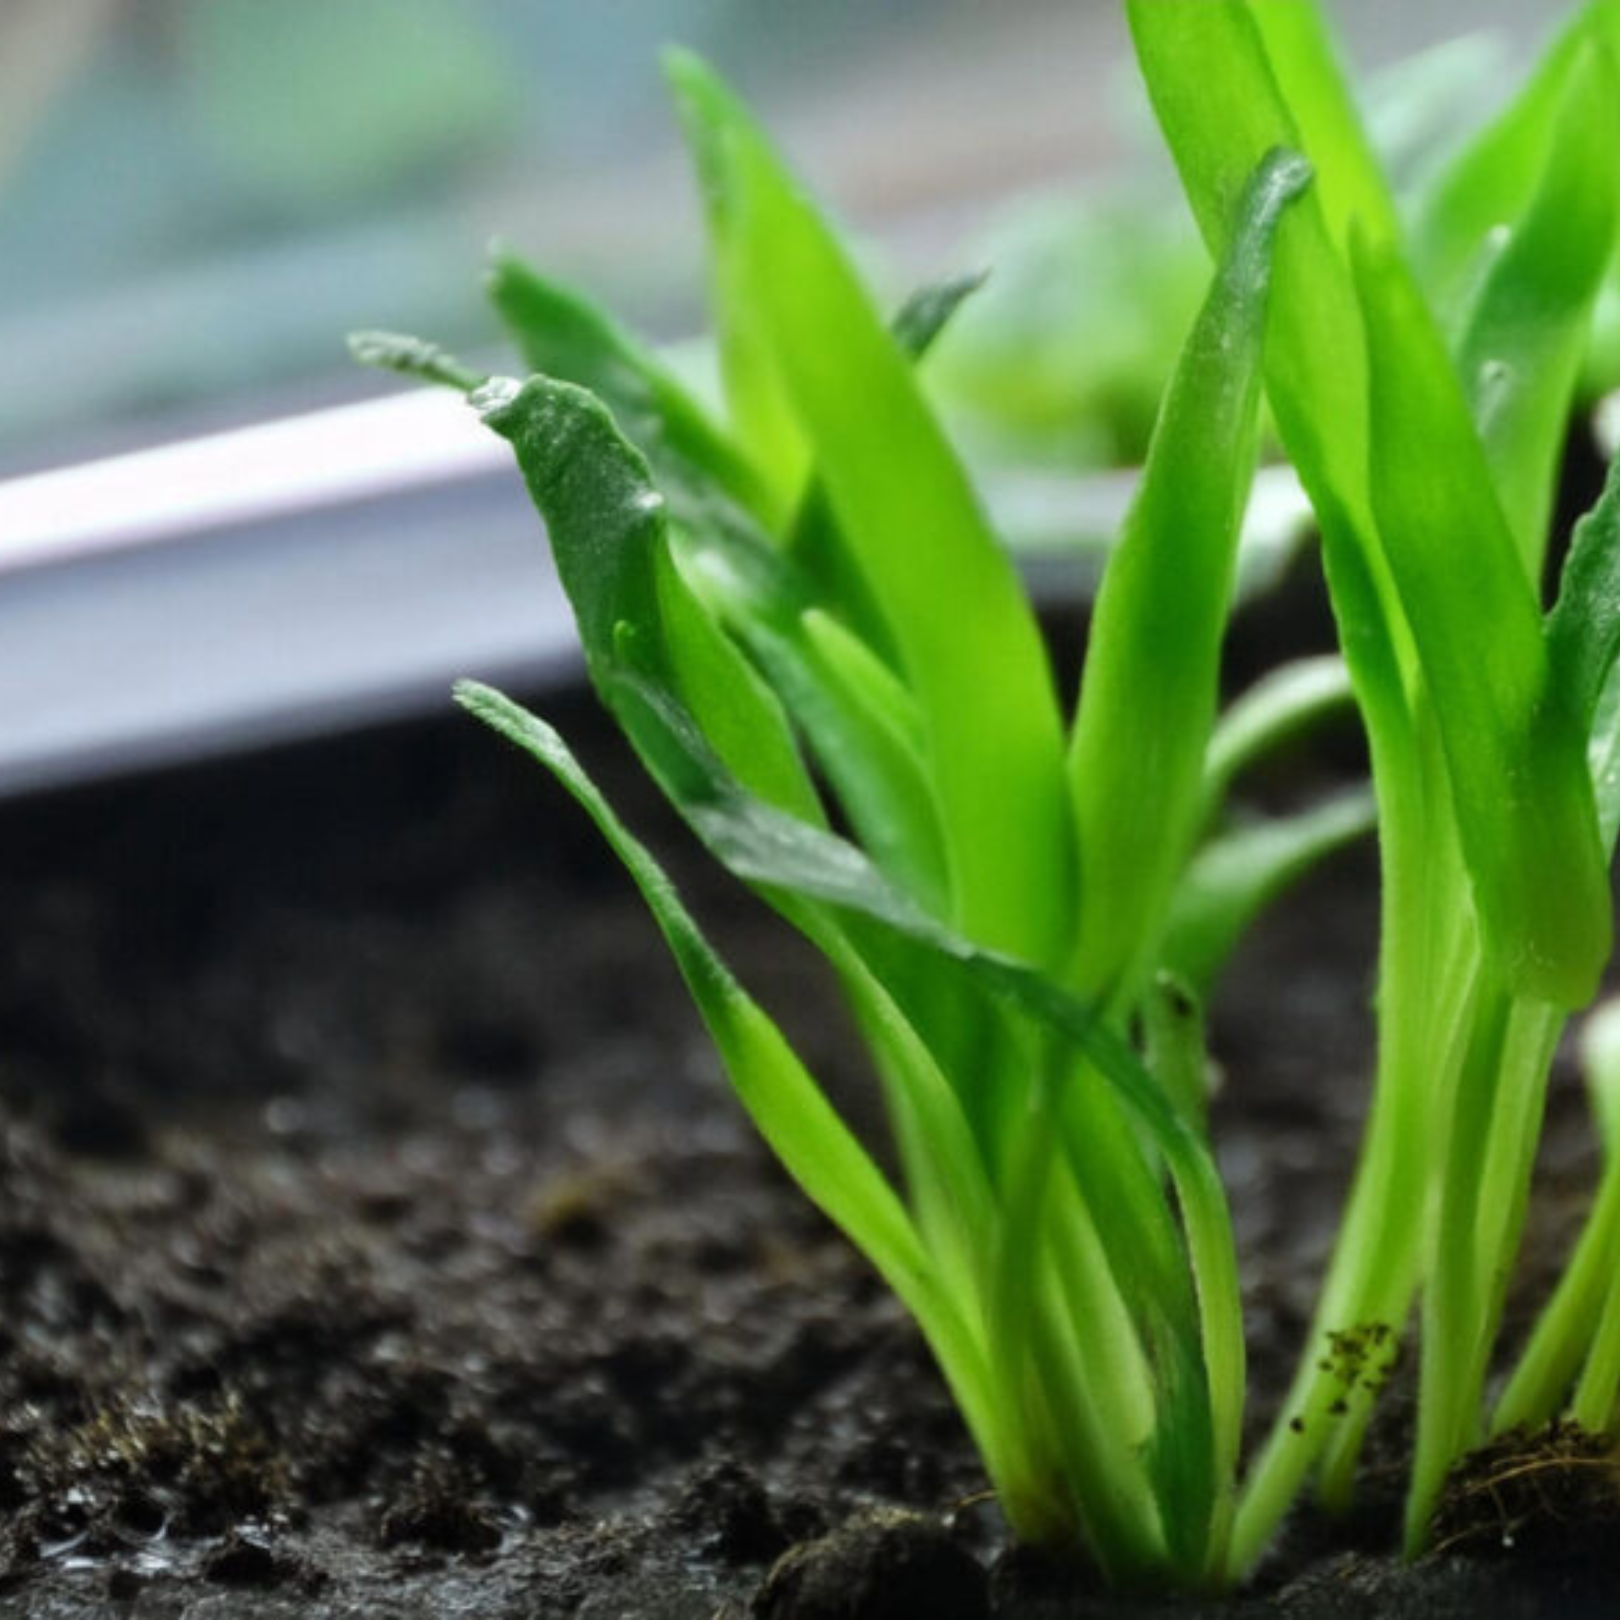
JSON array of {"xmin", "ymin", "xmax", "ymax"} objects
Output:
[
  {"xmin": 1354, "ymin": 234, "xmax": 1611, "ymax": 1005},
  {"xmin": 473, "ymin": 374, "xmax": 822, "ymax": 824},
  {"xmin": 1067, "ymin": 147, "xmax": 1309, "ymax": 1001}
]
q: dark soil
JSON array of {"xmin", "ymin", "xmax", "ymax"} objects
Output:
[{"xmin": 1, "ymin": 680, "xmax": 1617, "ymax": 1618}]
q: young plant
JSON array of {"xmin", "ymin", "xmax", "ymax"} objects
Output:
[
  {"xmin": 357, "ymin": 0, "xmax": 1620, "ymax": 1592},
  {"xmin": 1130, "ymin": 0, "xmax": 1620, "ymax": 1566}
]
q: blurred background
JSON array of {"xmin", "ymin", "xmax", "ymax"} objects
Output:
[{"xmin": 0, "ymin": 0, "xmax": 1578, "ymax": 790}]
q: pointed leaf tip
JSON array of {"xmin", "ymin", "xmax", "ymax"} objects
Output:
[{"xmin": 348, "ymin": 331, "xmax": 486, "ymax": 393}]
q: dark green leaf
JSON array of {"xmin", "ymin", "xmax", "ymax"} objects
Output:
[
  {"xmin": 1549, "ymin": 449, "xmax": 1620, "ymax": 736},
  {"xmin": 486, "ymin": 250, "xmax": 776, "ymax": 527},
  {"xmin": 473, "ymin": 374, "xmax": 821, "ymax": 823}
]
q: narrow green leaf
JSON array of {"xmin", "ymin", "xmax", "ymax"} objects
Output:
[
  {"xmin": 1163, "ymin": 790, "xmax": 1376, "ymax": 998},
  {"xmin": 780, "ymin": 271, "xmax": 988, "ymax": 665},
  {"xmin": 834, "ymin": 961, "xmax": 1000, "ymax": 1316},
  {"xmin": 677, "ymin": 522, "xmax": 950, "ymax": 913},
  {"xmin": 1408, "ymin": 10, "xmax": 1592, "ymax": 325},
  {"xmin": 1142, "ymin": 975, "xmax": 1215, "ymax": 1131},
  {"xmin": 1202, "ymin": 656, "xmax": 1355, "ymax": 820},
  {"xmin": 453, "ymin": 681, "xmax": 1002, "ymax": 1441},
  {"xmin": 992, "ymin": 1104, "xmax": 1177, "ymax": 1581},
  {"xmin": 1241, "ymin": 3, "xmax": 1396, "ymax": 251},
  {"xmin": 891, "ymin": 271, "xmax": 989, "ymax": 362},
  {"xmin": 1068, "ymin": 147, "xmax": 1309, "ymax": 1002},
  {"xmin": 666, "ymin": 53, "xmax": 1075, "ymax": 968},
  {"xmin": 472, "ymin": 374, "xmax": 822, "ymax": 824},
  {"xmin": 1127, "ymin": 0, "xmax": 1416, "ymax": 810},
  {"xmin": 1354, "ymin": 235, "xmax": 1610, "ymax": 1006},
  {"xmin": 666, "ymin": 49, "xmax": 810, "ymax": 517},
  {"xmin": 347, "ymin": 330, "xmax": 486, "ymax": 392},
  {"xmin": 1493, "ymin": 1134, "xmax": 1620, "ymax": 1434},
  {"xmin": 1452, "ymin": 40, "xmax": 1620, "ymax": 569},
  {"xmin": 486, "ymin": 249, "xmax": 777, "ymax": 527}
]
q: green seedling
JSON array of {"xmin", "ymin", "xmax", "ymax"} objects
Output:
[{"xmin": 358, "ymin": 0, "xmax": 1620, "ymax": 1591}]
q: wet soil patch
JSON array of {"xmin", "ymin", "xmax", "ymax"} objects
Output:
[{"xmin": 0, "ymin": 683, "xmax": 1615, "ymax": 1616}]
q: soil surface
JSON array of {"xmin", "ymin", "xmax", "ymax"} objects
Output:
[{"xmin": 1, "ymin": 678, "xmax": 1618, "ymax": 1618}]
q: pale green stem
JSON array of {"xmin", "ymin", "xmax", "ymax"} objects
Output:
[
  {"xmin": 1405, "ymin": 991, "xmax": 1561, "ymax": 1550},
  {"xmin": 1570, "ymin": 1255, "xmax": 1620, "ymax": 1433},
  {"xmin": 1494, "ymin": 1154, "xmax": 1620, "ymax": 1432},
  {"xmin": 1228, "ymin": 760, "xmax": 1445, "ymax": 1577}
]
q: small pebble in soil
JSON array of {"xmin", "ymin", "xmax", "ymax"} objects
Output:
[
  {"xmin": 203, "ymin": 1522, "xmax": 291, "ymax": 1586},
  {"xmin": 106, "ymin": 1565, "xmax": 141, "ymax": 1604},
  {"xmin": 378, "ymin": 1460, "xmax": 504, "ymax": 1555},
  {"xmin": 671, "ymin": 1457, "xmax": 791, "ymax": 1565},
  {"xmin": 753, "ymin": 1509, "xmax": 989, "ymax": 1620}
]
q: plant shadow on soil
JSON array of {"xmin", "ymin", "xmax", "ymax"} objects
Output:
[{"xmin": 3, "ymin": 624, "xmax": 1620, "ymax": 1617}]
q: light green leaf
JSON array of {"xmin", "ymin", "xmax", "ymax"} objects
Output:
[
  {"xmin": 1202, "ymin": 656, "xmax": 1354, "ymax": 819},
  {"xmin": 1452, "ymin": 40, "xmax": 1620, "ymax": 569},
  {"xmin": 453, "ymin": 682, "xmax": 1002, "ymax": 1443},
  {"xmin": 1408, "ymin": 10, "xmax": 1593, "ymax": 325},
  {"xmin": 667, "ymin": 49, "xmax": 810, "ymax": 518},
  {"xmin": 1068, "ymin": 147, "xmax": 1309, "ymax": 1003},
  {"xmin": 1242, "ymin": 3, "xmax": 1396, "ymax": 250},
  {"xmin": 1127, "ymin": 0, "xmax": 1416, "ymax": 824},
  {"xmin": 1163, "ymin": 790, "xmax": 1376, "ymax": 997},
  {"xmin": 666, "ymin": 53, "xmax": 1074, "ymax": 968},
  {"xmin": 782, "ymin": 271, "xmax": 987, "ymax": 665},
  {"xmin": 1354, "ymin": 234, "xmax": 1610, "ymax": 1007},
  {"xmin": 676, "ymin": 524, "xmax": 949, "ymax": 913}
]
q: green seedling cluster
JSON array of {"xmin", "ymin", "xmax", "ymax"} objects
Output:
[{"xmin": 356, "ymin": 0, "xmax": 1620, "ymax": 1591}]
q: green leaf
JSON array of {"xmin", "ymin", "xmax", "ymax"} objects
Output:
[
  {"xmin": 486, "ymin": 250, "xmax": 777, "ymax": 528},
  {"xmin": 666, "ymin": 49, "xmax": 810, "ymax": 517},
  {"xmin": 347, "ymin": 329, "xmax": 486, "ymax": 392},
  {"xmin": 1068, "ymin": 147, "xmax": 1309, "ymax": 1003},
  {"xmin": 1451, "ymin": 39, "xmax": 1620, "ymax": 569},
  {"xmin": 1353, "ymin": 234, "xmax": 1610, "ymax": 1006},
  {"xmin": 1163, "ymin": 790, "xmax": 1377, "ymax": 997},
  {"xmin": 1142, "ymin": 974, "xmax": 1215, "ymax": 1132},
  {"xmin": 780, "ymin": 271, "xmax": 988, "ymax": 665},
  {"xmin": 675, "ymin": 525, "xmax": 950, "ymax": 913},
  {"xmin": 1241, "ymin": 3, "xmax": 1396, "ymax": 250},
  {"xmin": 1202, "ymin": 656, "xmax": 1354, "ymax": 820},
  {"xmin": 666, "ymin": 53, "xmax": 1075, "ymax": 969},
  {"xmin": 1408, "ymin": 10, "xmax": 1593, "ymax": 326},
  {"xmin": 1127, "ymin": 0, "xmax": 1416, "ymax": 817},
  {"xmin": 472, "ymin": 374, "xmax": 822, "ymax": 824},
  {"xmin": 1132, "ymin": 0, "xmax": 1612, "ymax": 1006},
  {"xmin": 453, "ymin": 682, "xmax": 1005, "ymax": 1447},
  {"xmin": 891, "ymin": 271, "xmax": 989, "ymax": 362}
]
